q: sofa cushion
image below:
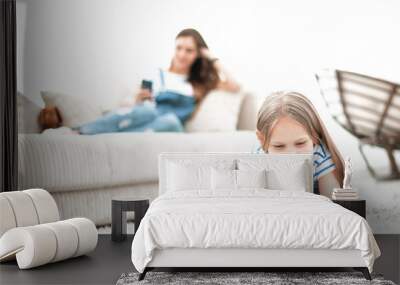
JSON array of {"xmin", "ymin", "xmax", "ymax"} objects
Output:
[
  {"xmin": 18, "ymin": 131, "xmax": 258, "ymax": 192},
  {"xmin": 41, "ymin": 91, "xmax": 103, "ymax": 128},
  {"xmin": 184, "ymin": 90, "xmax": 245, "ymax": 132}
]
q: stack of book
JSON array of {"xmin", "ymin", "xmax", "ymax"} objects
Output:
[{"xmin": 332, "ymin": 188, "xmax": 359, "ymax": 200}]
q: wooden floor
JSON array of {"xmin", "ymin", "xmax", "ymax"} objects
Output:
[{"xmin": 0, "ymin": 234, "xmax": 399, "ymax": 285}]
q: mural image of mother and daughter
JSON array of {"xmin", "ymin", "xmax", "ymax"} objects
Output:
[{"xmin": 73, "ymin": 28, "xmax": 344, "ymax": 198}]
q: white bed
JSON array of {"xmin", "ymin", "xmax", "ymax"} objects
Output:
[{"xmin": 131, "ymin": 153, "xmax": 381, "ymax": 281}]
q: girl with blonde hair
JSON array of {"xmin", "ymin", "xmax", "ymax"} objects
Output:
[{"xmin": 255, "ymin": 91, "xmax": 344, "ymax": 197}]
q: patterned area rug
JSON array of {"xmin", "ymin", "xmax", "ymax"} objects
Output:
[{"xmin": 116, "ymin": 271, "xmax": 396, "ymax": 285}]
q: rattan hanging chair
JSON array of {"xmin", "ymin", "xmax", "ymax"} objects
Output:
[{"xmin": 315, "ymin": 69, "xmax": 400, "ymax": 180}]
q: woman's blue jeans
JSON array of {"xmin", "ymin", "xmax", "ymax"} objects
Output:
[{"xmin": 79, "ymin": 102, "xmax": 184, "ymax": 135}]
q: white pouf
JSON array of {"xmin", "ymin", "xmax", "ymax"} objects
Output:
[{"xmin": 0, "ymin": 189, "xmax": 98, "ymax": 269}]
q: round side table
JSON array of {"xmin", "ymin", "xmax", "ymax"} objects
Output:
[{"xmin": 111, "ymin": 197, "xmax": 149, "ymax": 242}]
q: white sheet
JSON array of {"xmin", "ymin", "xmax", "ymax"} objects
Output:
[{"xmin": 131, "ymin": 190, "xmax": 380, "ymax": 273}]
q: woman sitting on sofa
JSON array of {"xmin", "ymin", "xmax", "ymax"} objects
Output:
[{"xmin": 76, "ymin": 28, "xmax": 241, "ymax": 134}]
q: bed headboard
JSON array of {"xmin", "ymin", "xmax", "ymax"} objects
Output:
[{"xmin": 158, "ymin": 152, "xmax": 314, "ymax": 195}]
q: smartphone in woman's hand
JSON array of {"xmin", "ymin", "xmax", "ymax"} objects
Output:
[
  {"xmin": 136, "ymin": 80, "xmax": 154, "ymax": 102},
  {"xmin": 141, "ymin": 80, "xmax": 153, "ymax": 92},
  {"xmin": 140, "ymin": 80, "xmax": 153, "ymax": 101}
]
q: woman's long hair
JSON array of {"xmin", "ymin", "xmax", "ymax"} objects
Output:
[
  {"xmin": 175, "ymin": 29, "xmax": 219, "ymax": 97},
  {"xmin": 256, "ymin": 91, "xmax": 345, "ymax": 187}
]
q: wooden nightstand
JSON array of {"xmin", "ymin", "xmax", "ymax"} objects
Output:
[{"xmin": 332, "ymin": 200, "xmax": 366, "ymax": 218}]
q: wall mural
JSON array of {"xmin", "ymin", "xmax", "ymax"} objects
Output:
[{"xmin": 316, "ymin": 70, "xmax": 400, "ymax": 181}]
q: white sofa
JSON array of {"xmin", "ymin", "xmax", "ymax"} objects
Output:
[{"xmin": 17, "ymin": 92, "xmax": 261, "ymax": 226}]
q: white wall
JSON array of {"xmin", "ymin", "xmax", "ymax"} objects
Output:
[
  {"xmin": 17, "ymin": 0, "xmax": 400, "ymax": 233},
  {"xmin": 17, "ymin": 0, "xmax": 122, "ymax": 109}
]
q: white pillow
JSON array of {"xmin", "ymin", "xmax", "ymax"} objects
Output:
[
  {"xmin": 184, "ymin": 90, "xmax": 245, "ymax": 132},
  {"xmin": 41, "ymin": 91, "xmax": 103, "ymax": 128},
  {"xmin": 237, "ymin": 157, "xmax": 311, "ymax": 192},
  {"xmin": 167, "ymin": 162, "xmax": 211, "ymax": 191},
  {"xmin": 211, "ymin": 168, "xmax": 236, "ymax": 190},
  {"xmin": 266, "ymin": 166, "xmax": 308, "ymax": 192},
  {"xmin": 237, "ymin": 169, "xmax": 267, "ymax": 189},
  {"xmin": 211, "ymin": 168, "xmax": 268, "ymax": 190}
]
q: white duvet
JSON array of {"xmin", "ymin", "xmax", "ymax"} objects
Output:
[{"xmin": 131, "ymin": 190, "xmax": 380, "ymax": 273}]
